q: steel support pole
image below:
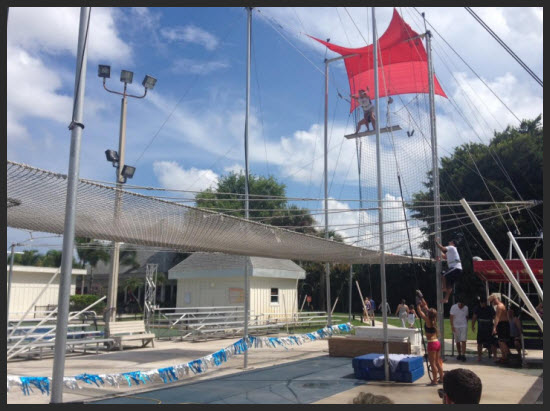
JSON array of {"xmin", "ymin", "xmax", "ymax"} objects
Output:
[
  {"xmin": 106, "ymin": 85, "xmax": 128, "ymax": 324},
  {"xmin": 7, "ymin": 243, "xmax": 15, "ymax": 325},
  {"xmin": 425, "ymin": 30, "xmax": 444, "ymax": 357},
  {"xmin": 324, "ymin": 58, "xmax": 332, "ymax": 327},
  {"xmin": 348, "ymin": 265, "xmax": 353, "ymax": 322},
  {"xmin": 508, "ymin": 232, "xmax": 543, "ymax": 301},
  {"xmin": 243, "ymin": 6, "xmax": 252, "ymax": 369},
  {"xmin": 460, "ymin": 199, "xmax": 543, "ymax": 331},
  {"xmin": 50, "ymin": 7, "xmax": 90, "ymax": 403},
  {"xmin": 372, "ymin": 7, "xmax": 390, "ymax": 381}
]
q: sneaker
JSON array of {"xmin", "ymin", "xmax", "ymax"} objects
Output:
[
  {"xmin": 461, "ymin": 356, "xmax": 467, "ymax": 362},
  {"xmin": 416, "ymin": 289, "xmax": 424, "ymax": 299},
  {"xmin": 456, "ymin": 355, "xmax": 462, "ymax": 360}
]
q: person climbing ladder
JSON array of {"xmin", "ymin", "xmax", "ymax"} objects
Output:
[{"xmin": 435, "ymin": 240, "xmax": 463, "ymax": 303}]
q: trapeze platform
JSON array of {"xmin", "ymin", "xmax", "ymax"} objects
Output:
[{"xmin": 344, "ymin": 125, "xmax": 402, "ymax": 139}]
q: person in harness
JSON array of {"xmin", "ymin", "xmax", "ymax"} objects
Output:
[
  {"xmin": 435, "ymin": 239, "xmax": 463, "ymax": 303},
  {"xmin": 351, "ymin": 88, "xmax": 377, "ymax": 133}
]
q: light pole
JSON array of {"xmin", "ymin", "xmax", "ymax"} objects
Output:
[{"xmin": 98, "ymin": 65, "xmax": 157, "ymax": 324}]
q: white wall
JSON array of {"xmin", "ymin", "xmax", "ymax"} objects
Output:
[
  {"xmin": 8, "ymin": 267, "xmax": 85, "ymax": 319},
  {"xmin": 175, "ymin": 276, "xmax": 299, "ymax": 319}
]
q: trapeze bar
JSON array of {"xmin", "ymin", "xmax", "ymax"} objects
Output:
[{"xmin": 344, "ymin": 125, "xmax": 402, "ymax": 139}]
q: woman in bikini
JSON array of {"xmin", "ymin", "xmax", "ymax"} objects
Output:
[{"xmin": 416, "ymin": 291, "xmax": 444, "ymax": 385}]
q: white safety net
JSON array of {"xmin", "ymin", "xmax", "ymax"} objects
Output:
[{"xmin": 7, "ymin": 161, "xmax": 427, "ymax": 265}]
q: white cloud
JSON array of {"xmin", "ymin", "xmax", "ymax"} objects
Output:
[
  {"xmin": 153, "ymin": 161, "xmax": 219, "ymax": 197},
  {"xmin": 160, "ymin": 25, "xmax": 219, "ymax": 50},
  {"xmin": 224, "ymin": 164, "xmax": 244, "ymax": 175},
  {"xmin": 171, "ymin": 58, "xmax": 229, "ymax": 75},
  {"xmin": 8, "ymin": 7, "xmax": 132, "ymax": 63}
]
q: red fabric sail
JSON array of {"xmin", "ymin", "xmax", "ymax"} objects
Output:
[
  {"xmin": 310, "ymin": 9, "xmax": 447, "ymax": 112},
  {"xmin": 473, "ymin": 259, "xmax": 543, "ymax": 283}
]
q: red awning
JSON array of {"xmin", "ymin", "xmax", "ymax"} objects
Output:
[
  {"xmin": 309, "ymin": 8, "xmax": 447, "ymax": 112},
  {"xmin": 473, "ymin": 259, "xmax": 543, "ymax": 283}
]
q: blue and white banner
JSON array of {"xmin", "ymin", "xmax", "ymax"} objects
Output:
[{"xmin": 7, "ymin": 323, "xmax": 352, "ymax": 396}]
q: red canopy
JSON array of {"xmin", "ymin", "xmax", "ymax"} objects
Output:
[
  {"xmin": 310, "ymin": 9, "xmax": 447, "ymax": 112},
  {"xmin": 473, "ymin": 259, "xmax": 543, "ymax": 283}
]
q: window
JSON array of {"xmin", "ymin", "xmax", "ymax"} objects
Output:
[{"xmin": 270, "ymin": 288, "xmax": 279, "ymax": 304}]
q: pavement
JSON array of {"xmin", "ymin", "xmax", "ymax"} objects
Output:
[{"xmin": 7, "ymin": 336, "xmax": 543, "ymax": 404}]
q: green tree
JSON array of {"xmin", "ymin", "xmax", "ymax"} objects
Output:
[
  {"xmin": 409, "ymin": 116, "xmax": 543, "ymax": 308},
  {"xmin": 121, "ymin": 276, "xmax": 144, "ymax": 312},
  {"xmin": 75, "ymin": 237, "xmax": 111, "ymax": 291}
]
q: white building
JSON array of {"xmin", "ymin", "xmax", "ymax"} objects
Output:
[
  {"xmin": 7, "ymin": 265, "xmax": 87, "ymax": 319},
  {"xmin": 168, "ymin": 254, "xmax": 305, "ymax": 319}
]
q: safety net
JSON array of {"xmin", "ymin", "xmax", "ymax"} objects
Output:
[{"xmin": 6, "ymin": 161, "xmax": 428, "ymax": 265}]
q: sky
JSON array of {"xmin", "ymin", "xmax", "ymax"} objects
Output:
[{"xmin": 6, "ymin": 7, "xmax": 544, "ymax": 255}]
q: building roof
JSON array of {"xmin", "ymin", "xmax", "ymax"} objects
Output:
[
  {"xmin": 7, "ymin": 265, "xmax": 87, "ymax": 275},
  {"xmin": 168, "ymin": 253, "xmax": 305, "ymax": 280}
]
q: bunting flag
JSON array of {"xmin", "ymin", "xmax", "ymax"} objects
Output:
[
  {"xmin": 7, "ymin": 323, "xmax": 353, "ymax": 396},
  {"xmin": 309, "ymin": 8, "xmax": 447, "ymax": 112}
]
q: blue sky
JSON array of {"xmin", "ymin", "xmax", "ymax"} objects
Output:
[{"xmin": 7, "ymin": 7, "xmax": 544, "ymax": 253}]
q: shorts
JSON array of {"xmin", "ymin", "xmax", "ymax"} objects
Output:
[
  {"xmin": 454, "ymin": 326, "xmax": 468, "ymax": 342},
  {"xmin": 442, "ymin": 267, "xmax": 462, "ymax": 287},
  {"xmin": 477, "ymin": 323, "xmax": 493, "ymax": 345},
  {"xmin": 363, "ymin": 110, "xmax": 375, "ymax": 123},
  {"xmin": 427, "ymin": 340, "xmax": 441, "ymax": 352},
  {"xmin": 497, "ymin": 321, "xmax": 510, "ymax": 342}
]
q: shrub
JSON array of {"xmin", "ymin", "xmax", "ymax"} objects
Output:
[{"xmin": 69, "ymin": 294, "xmax": 106, "ymax": 314}]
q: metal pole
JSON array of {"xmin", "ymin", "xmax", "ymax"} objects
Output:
[
  {"xmin": 50, "ymin": 7, "xmax": 90, "ymax": 403},
  {"xmin": 348, "ymin": 265, "xmax": 353, "ymax": 322},
  {"xmin": 243, "ymin": 6, "xmax": 252, "ymax": 369},
  {"xmin": 508, "ymin": 232, "xmax": 543, "ymax": 300},
  {"xmin": 372, "ymin": 7, "xmax": 390, "ymax": 381},
  {"xmin": 106, "ymin": 82, "xmax": 128, "ymax": 325},
  {"xmin": 324, "ymin": 58, "xmax": 332, "ymax": 327},
  {"xmin": 425, "ymin": 30, "xmax": 444, "ymax": 357},
  {"xmin": 7, "ymin": 243, "xmax": 15, "ymax": 325},
  {"xmin": 460, "ymin": 199, "xmax": 543, "ymax": 331}
]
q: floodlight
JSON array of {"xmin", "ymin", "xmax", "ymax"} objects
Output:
[
  {"xmin": 120, "ymin": 70, "xmax": 134, "ymax": 84},
  {"xmin": 98, "ymin": 64, "xmax": 111, "ymax": 78},
  {"xmin": 121, "ymin": 165, "xmax": 136, "ymax": 179},
  {"xmin": 142, "ymin": 75, "xmax": 157, "ymax": 90},
  {"xmin": 105, "ymin": 149, "xmax": 119, "ymax": 163}
]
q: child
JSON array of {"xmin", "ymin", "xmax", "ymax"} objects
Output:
[{"xmin": 407, "ymin": 304, "xmax": 417, "ymax": 328}]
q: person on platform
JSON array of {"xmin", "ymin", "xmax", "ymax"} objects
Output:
[
  {"xmin": 351, "ymin": 88, "xmax": 377, "ymax": 133},
  {"xmin": 471, "ymin": 296, "xmax": 497, "ymax": 361},
  {"xmin": 416, "ymin": 290, "xmax": 444, "ymax": 385},
  {"xmin": 435, "ymin": 240, "xmax": 463, "ymax": 303},
  {"xmin": 488, "ymin": 293, "xmax": 511, "ymax": 364}
]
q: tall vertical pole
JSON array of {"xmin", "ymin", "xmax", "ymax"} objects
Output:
[
  {"xmin": 426, "ymin": 30, "xmax": 444, "ymax": 356},
  {"xmin": 372, "ymin": 7, "xmax": 389, "ymax": 381},
  {"xmin": 50, "ymin": 7, "xmax": 90, "ymax": 403},
  {"xmin": 243, "ymin": 6, "xmax": 252, "ymax": 369},
  {"xmin": 348, "ymin": 265, "xmax": 353, "ymax": 322},
  {"xmin": 106, "ymin": 81, "xmax": 128, "ymax": 324},
  {"xmin": 7, "ymin": 243, "xmax": 16, "ymax": 325},
  {"xmin": 324, "ymin": 59, "xmax": 332, "ymax": 327}
]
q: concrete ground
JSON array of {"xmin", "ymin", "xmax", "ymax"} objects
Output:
[{"xmin": 7, "ymin": 337, "xmax": 543, "ymax": 404}]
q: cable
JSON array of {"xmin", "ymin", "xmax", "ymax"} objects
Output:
[{"xmin": 464, "ymin": 7, "xmax": 543, "ymax": 88}]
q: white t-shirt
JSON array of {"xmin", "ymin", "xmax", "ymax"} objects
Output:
[
  {"xmin": 358, "ymin": 95, "xmax": 373, "ymax": 112},
  {"xmin": 446, "ymin": 245, "xmax": 462, "ymax": 270},
  {"xmin": 450, "ymin": 303, "xmax": 469, "ymax": 328}
]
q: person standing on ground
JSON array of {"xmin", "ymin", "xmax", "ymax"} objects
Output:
[
  {"xmin": 450, "ymin": 297, "xmax": 469, "ymax": 362},
  {"xmin": 381, "ymin": 301, "xmax": 391, "ymax": 316},
  {"xmin": 471, "ymin": 296, "xmax": 496, "ymax": 361},
  {"xmin": 368, "ymin": 297, "xmax": 376, "ymax": 326},
  {"xmin": 416, "ymin": 291, "xmax": 444, "ymax": 385},
  {"xmin": 435, "ymin": 240, "xmax": 463, "ymax": 303},
  {"xmin": 407, "ymin": 304, "xmax": 417, "ymax": 328},
  {"xmin": 395, "ymin": 299, "xmax": 409, "ymax": 328},
  {"xmin": 363, "ymin": 297, "xmax": 371, "ymax": 324},
  {"xmin": 488, "ymin": 293, "xmax": 511, "ymax": 364},
  {"xmin": 508, "ymin": 307, "xmax": 523, "ymax": 356}
]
